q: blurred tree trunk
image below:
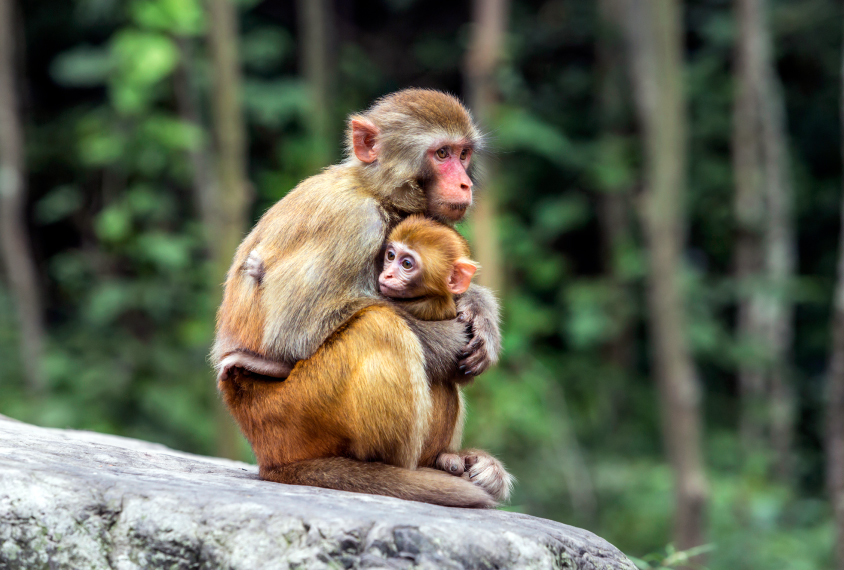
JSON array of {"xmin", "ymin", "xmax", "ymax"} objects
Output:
[
  {"xmin": 0, "ymin": 0, "xmax": 45, "ymax": 394},
  {"xmin": 732, "ymin": 0, "xmax": 796, "ymax": 480},
  {"xmin": 207, "ymin": 0, "xmax": 251, "ymax": 460},
  {"xmin": 297, "ymin": 0, "xmax": 334, "ymax": 167},
  {"xmin": 756, "ymin": 1, "xmax": 796, "ymax": 484},
  {"xmin": 826, "ymin": 16, "xmax": 844, "ymax": 570},
  {"xmin": 596, "ymin": 0, "xmax": 635, "ymax": 372},
  {"xmin": 732, "ymin": 0, "xmax": 768, "ymax": 454},
  {"xmin": 174, "ymin": 38, "xmax": 216, "ymax": 241},
  {"xmin": 464, "ymin": 0, "xmax": 508, "ymax": 294},
  {"xmin": 621, "ymin": 0, "xmax": 708, "ymax": 553}
]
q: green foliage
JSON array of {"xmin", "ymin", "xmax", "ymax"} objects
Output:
[
  {"xmin": 130, "ymin": 0, "xmax": 205, "ymax": 36},
  {"xmin": 4, "ymin": 1, "xmax": 841, "ymax": 569},
  {"xmin": 629, "ymin": 544, "xmax": 715, "ymax": 570},
  {"xmin": 565, "ymin": 280, "xmax": 632, "ymax": 349},
  {"xmin": 496, "ymin": 105, "xmax": 585, "ymax": 170},
  {"xmin": 110, "ymin": 30, "xmax": 179, "ymax": 114},
  {"xmin": 50, "ymin": 46, "xmax": 113, "ymax": 87},
  {"xmin": 241, "ymin": 27, "xmax": 294, "ymax": 72}
]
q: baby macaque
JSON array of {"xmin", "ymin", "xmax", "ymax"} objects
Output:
[
  {"xmin": 379, "ymin": 215, "xmax": 479, "ymax": 322},
  {"xmin": 379, "ymin": 216, "xmax": 509, "ymax": 483}
]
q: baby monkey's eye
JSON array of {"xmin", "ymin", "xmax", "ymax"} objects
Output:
[
  {"xmin": 460, "ymin": 148, "xmax": 469, "ymax": 160},
  {"xmin": 401, "ymin": 258, "xmax": 413, "ymax": 270},
  {"xmin": 436, "ymin": 147, "xmax": 448, "ymax": 159},
  {"xmin": 386, "ymin": 250, "xmax": 395, "ymax": 261}
]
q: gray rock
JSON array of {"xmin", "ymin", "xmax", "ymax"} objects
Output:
[{"xmin": 0, "ymin": 414, "xmax": 635, "ymax": 570}]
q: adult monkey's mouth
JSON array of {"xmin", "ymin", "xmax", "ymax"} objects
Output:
[{"xmin": 434, "ymin": 200, "xmax": 471, "ymax": 220}]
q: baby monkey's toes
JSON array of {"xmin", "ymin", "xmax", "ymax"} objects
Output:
[
  {"xmin": 435, "ymin": 453, "xmax": 465, "ymax": 476},
  {"xmin": 460, "ymin": 449, "xmax": 514, "ymax": 503}
]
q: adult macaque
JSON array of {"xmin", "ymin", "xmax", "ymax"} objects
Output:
[{"xmin": 213, "ymin": 89, "xmax": 507, "ymax": 507}]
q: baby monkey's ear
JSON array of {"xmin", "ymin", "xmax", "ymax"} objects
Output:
[{"xmin": 448, "ymin": 258, "xmax": 479, "ymax": 295}]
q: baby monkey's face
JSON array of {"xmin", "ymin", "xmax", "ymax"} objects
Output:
[{"xmin": 379, "ymin": 242, "xmax": 427, "ymax": 299}]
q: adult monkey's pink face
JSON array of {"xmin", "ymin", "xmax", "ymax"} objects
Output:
[
  {"xmin": 425, "ymin": 141, "xmax": 474, "ymax": 222},
  {"xmin": 349, "ymin": 113, "xmax": 477, "ymax": 224}
]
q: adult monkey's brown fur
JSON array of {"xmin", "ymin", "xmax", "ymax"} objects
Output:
[{"xmin": 213, "ymin": 89, "xmax": 506, "ymax": 507}]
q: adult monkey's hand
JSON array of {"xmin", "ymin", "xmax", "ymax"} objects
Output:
[{"xmin": 456, "ymin": 284, "xmax": 501, "ymax": 377}]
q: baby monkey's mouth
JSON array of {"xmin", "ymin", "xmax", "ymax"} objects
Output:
[
  {"xmin": 378, "ymin": 281, "xmax": 406, "ymax": 297},
  {"xmin": 379, "ymin": 280, "xmax": 423, "ymax": 300}
]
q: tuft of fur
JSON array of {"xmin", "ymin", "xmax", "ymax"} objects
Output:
[
  {"xmin": 217, "ymin": 350, "xmax": 292, "ymax": 381},
  {"xmin": 244, "ymin": 250, "xmax": 265, "ymax": 284}
]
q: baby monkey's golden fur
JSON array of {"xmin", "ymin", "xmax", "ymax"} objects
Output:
[{"xmin": 385, "ymin": 215, "xmax": 477, "ymax": 321}]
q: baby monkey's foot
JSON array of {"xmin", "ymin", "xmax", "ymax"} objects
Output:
[{"xmin": 435, "ymin": 453, "xmax": 465, "ymax": 476}]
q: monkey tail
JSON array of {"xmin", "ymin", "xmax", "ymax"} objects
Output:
[{"xmin": 259, "ymin": 457, "xmax": 496, "ymax": 509}]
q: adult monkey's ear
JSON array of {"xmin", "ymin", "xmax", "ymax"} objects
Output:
[{"xmin": 351, "ymin": 118, "xmax": 380, "ymax": 163}]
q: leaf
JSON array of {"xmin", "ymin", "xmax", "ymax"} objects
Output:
[
  {"xmin": 84, "ymin": 280, "xmax": 134, "ymax": 325},
  {"xmin": 50, "ymin": 45, "xmax": 112, "ymax": 87},
  {"xmin": 243, "ymin": 79, "xmax": 309, "ymax": 128},
  {"xmin": 532, "ymin": 194, "xmax": 590, "ymax": 240},
  {"xmin": 113, "ymin": 31, "xmax": 179, "ymax": 85},
  {"xmin": 110, "ymin": 30, "xmax": 179, "ymax": 113},
  {"xmin": 591, "ymin": 134, "xmax": 635, "ymax": 193},
  {"xmin": 135, "ymin": 232, "xmax": 192, "ymax": 270},
  {"xmin": 141, "ymin": 114, "xmax": 204, "ymax": 151},
  {"xmin": 241, "ymin": 27, "xmax": 293, "ymax": 71},
  {"xmin": 79, "ymin": 130, "xmax": 125, "ymax": 166},
  {"xmin": 36, "ymin": 186, "xmax": 83, "ymax": 224},
  {"xmin": 495, "ymin": 106, "xmax": 583, "ymax": 169},
  {"xmin": 627, "ymin": 556, "xmax": 653, "ymax": 570},
  {"xmin": 95, "ymin": 203, "xmax": 133, "ymax": 242},
  {"xmin": 131, "ymin": 0, "xmax": 205, "ymax": 35},
  {"xmin": 126, "ymin": 184, "xmax": 166, "ymax": 217},
  {"xmin": 564, "ymin": 282, "xmax": 615, "ymax": 349},
  {"xmin": 76, "ymin": 112, "xmax": 126, "ymax": 166}
]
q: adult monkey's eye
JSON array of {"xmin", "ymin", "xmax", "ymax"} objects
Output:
[
  {"xmin": 386, "ymin": 250, "xmax": 395, "ymax": 261},
  {"xmin": 436, "ymin": 147, "xmax": 448, "ymax": 159},
  {"xmin": 460, "ymin": 148, "xmax": 468, "ymax": 160},
  {"xmin": 401, "ymin": 258, "xmax": 413, "ymax": 270}
]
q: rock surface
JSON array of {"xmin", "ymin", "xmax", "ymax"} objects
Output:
[{"xmin": 0, "ymin": 415, "xmax": 635, "ymax": 570}]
